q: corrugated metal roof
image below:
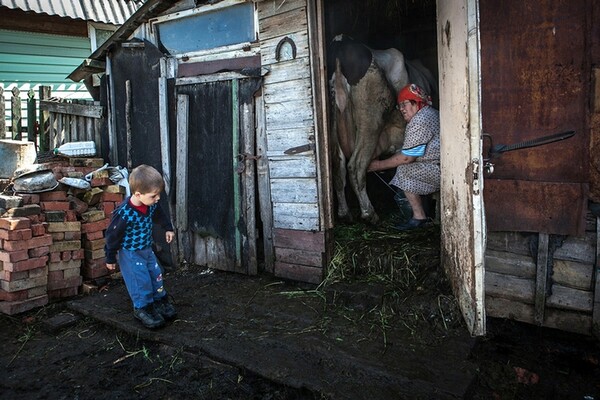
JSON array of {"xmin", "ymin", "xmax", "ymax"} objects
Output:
[{"xmin": 0, "ymin": 0, "xmax": 145, "ymax": 25}]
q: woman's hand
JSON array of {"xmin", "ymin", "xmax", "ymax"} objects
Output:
[{"xmin": 165, "ymin": 231, "xmax": 175, "ymax": 243}]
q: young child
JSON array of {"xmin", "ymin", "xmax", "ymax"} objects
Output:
[{"xmin": 104, "ymin": 164, "xmax": 177, "ymax": 329}]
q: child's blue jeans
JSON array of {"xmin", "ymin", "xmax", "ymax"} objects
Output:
[{"xmin": 118, "ymin": 247, "xmax": 166, "ymax": 309}]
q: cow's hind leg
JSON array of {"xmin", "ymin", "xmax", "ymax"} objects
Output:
[
  {"xmin": 347, "ymin": 151, "xmax": 379, "ymax": 225},
  {"xmin": 332, "ymin": 145, "xmax": 352, "ymax": 222}
]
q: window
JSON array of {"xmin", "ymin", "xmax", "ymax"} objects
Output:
[
  {"xmin": 155, "ymin": 2, "xmax": 256, "ymax": 55},
  {"xmin": 88, "ymin": 23, "xmax": 118, "ymax": 51}
]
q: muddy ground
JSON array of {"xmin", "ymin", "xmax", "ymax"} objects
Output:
[{"xmin": 1, "ymin": 215, "xmax": 600, "ymax": 399}]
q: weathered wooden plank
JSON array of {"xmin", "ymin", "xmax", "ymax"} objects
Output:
[
  {"xmin": 486, "ymin": 231, "xmax": 533, "ymax": 256},
  {"xmin": 485, "ymin": 271, "xmax": 535, "ymax": 303},
  {"xmin": 40, "ymin": 100, "xmax": 103, "ymax": 118},
  {"xmin": 275, "ymin": 247, "xmax": 322, "ymax": 267},
  {"xmin": 553, "ymin": 233, "xmax": 596, "ymax": 264},
  {"xmin": 273, "ymin": 228, "xmax": 325, "ymax": 250},
  {"xmin": 270, "ymin": 178, "xmax": 317, "ymax": 203},
  {"xmin": 547, "ymin": 284, "xmax": 593, "ymax": 312},
  {"xmin": 535, "ymin": 233, "xmax": 549, "ymax": 325},
  {"xmin": 593, "ymin": 216, "xmax": 600, "ymax": 338},
  {"xmin": 268, "ymin": 156, "xmax": 316, "ymax": 178},
  {"xmin": 241, "ymin": 95, "xmax": 257, "ymax": 275},
  {"xmin": 265, "ymin": 98, "xmax": 314, "ymax": 130},
  {"xmin": 263, "ymin": 78, "xmax": 312, "ymax": 104},
  {"xmin": 192, "ymin": 235, "xmax": 236, "ymax": 272},
  {"xmin": 257, "ymin": 0, "xmax": 306, "ymax": 20},
  {"xmin": 266, "ymin": 127, "xmax": 315, "ymax": 154},
  {"xmin": 176, "ymin": 95, "xmax": 189, "ymax": 232},
  {"xmin": 486, "ymin": 295, "xmax": 534, "ymax": 323},
  {"xmin": 273, "ymin": 202, "xmax": 319, "ymax": 230},
  {"xmin": 274, "ymin": 261, "xmax": 322, "ymax": 284},
  {"xmin": 486, "ymin": 296, "xmax": 592, "ymax": 336},
  {"xmin": 484, "ymin": 249, "xmax": 536, "ymax": 278},
  {"xmin": 260, "ymin": 31, "xmax": 309, "ymax": 65},
  {"xmin": 256, "ymin": 92, "xmax": 275, "ymax": 273},
  {"xmin": 259, "ymin": 7, "xmax": 307, "ymax": 42},
  {"xmin": 552, "ymin": 259, "xmax": 594, "ymax": 290},
  {"xmin": 263, "ymin": 57, "xmax": 311, "ymax": 84}
]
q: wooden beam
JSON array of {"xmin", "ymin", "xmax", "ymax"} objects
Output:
[
  {"xmin": 176, "ymin": 95, "xmax": 189, "ymax": 232},
  {"xmin": 593, "ymin": 216, "xmax": 600, "ymax": 338},
  {"xmin": 535, "ymin": 233, "xmax": 549, "ymax": 325},
  {"xmin": 40, "ymin": 100, "xmax": 103, "ymax": 118}
]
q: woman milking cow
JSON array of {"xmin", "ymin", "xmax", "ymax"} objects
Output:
[{"xmin": 368, "ymin": 83, "xmax": 440, "ymax": 231}]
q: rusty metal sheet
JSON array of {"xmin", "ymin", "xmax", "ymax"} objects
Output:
[
  {"xmin": 484, "ymin": 179, "xmax": 588, "ymax": 236},
  {"xmin": 480, "ymin": 0, "xmax": 591, "ymax": 234}
]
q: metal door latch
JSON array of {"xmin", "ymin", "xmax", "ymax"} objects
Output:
[{"xmin": 236, "ymin": 153, "xmax": 261, "ymax": 174}]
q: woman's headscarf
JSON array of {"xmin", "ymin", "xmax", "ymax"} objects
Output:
[{"xmin": 397, "ymin": 84, "xmax": 432, "ymax": 109}]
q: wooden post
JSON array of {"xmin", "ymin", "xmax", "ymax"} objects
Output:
[
  {"xmin": 39, "ymin": 86, "xmax": 51, "ymax": 151},
  {"xmin": 534, "ymin": 233, "xmax": 549, "ymax": 325},
  {"xmin": 27, "ymin": 89, "xmax": 36, "ymax": 143},
  {"xmin": 593, "ymin": 217, "xmax": 600, "ymax": 338},
  {"xmin": 11, "ymin": 87, "xmax": 22, "ymax": 140},
  {"xmin": 0, "ymin": 86, "xmax": 5, "ymax": 139},
  {"xmin": 125, "ymin": 80, "xmax": 132, "ymax": 170},
  {"xmin": 176, "ymin": 94, "xmax": 190, "ymax": 262}
]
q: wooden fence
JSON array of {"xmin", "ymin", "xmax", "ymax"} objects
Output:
[{"xmin": 1, "ymin": 85, "xmax": 105, "ymax": 155}]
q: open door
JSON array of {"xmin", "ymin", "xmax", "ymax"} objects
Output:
[
  {"xmin": 437, "ymin": 0, "xmax": 486, "ymax": 335},
  {"xmin": 174, "ymin": 74, "xmax": 261, "ymax": 275}
]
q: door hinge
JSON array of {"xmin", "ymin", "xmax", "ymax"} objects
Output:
[{"xmin": 472, "ymin": 159, "xmax": 480, "ymax": 195}]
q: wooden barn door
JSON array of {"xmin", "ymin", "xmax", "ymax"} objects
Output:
[
  {"xmin": 437, "ymin": 0, "xmax": 486, "ymax": 336},
  {"xmin": 175, "ymin": 75, "xmax": 261, "ymax": 274}
]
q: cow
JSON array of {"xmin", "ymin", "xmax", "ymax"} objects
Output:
[{"xmin": 329, "ymin": 35, "xmax": 408, "ymax": 224}]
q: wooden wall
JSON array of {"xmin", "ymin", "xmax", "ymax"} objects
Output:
[
  {"xmin": 485, "ymin": 213, "xmax": 599, "ymax": 335},
  {"xmin": 257, "ymin": 0, "xmax": 327, "ymax": 283}
]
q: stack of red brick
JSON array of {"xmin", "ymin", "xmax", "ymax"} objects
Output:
[{"xmin": 0, "ymin": 157, "xmax": 126, "ymax": 315}]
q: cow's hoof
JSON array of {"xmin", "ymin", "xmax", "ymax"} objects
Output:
[
  {"xmin": 362, "ymin": 213, "xmax": 379, "ymax": 226},
  {"xmin": 338, "ymin": 213, "xmax": 354, "ymax": 224}
]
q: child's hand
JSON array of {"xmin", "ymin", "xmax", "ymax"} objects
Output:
[
  {"xmin": 165, "ymin": 231, "xmax": 175, "ymax": 243},
  {"xmin": 106, "ymin": 263, "xmax": 116, "ymax": 271}
]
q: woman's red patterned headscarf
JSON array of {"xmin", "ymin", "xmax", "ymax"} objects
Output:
[{"xmin": 397, "ymin": 84, "xmax": 432, "ymax": 108}]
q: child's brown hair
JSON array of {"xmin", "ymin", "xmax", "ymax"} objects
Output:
[{"xmin": 129, "ymin": 164, "xmax": 165, "ymax": 194}]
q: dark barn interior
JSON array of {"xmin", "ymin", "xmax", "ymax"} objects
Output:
[{"xmin": 322, "ymin": 0, "xmax": 438, "ymax": 217}]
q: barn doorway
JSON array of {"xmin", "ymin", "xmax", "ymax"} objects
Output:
[{"xmin": 322, "ymin": 0, "xmax": 438, "ymax": 220}]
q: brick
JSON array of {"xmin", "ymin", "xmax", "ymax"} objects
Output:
[
  {"xmin": 48, "ymin": 270, "xmax": 64, "ymax": 282},
  {"xmin": 16, "ymin": 194, "xmax": 40, "ymax": 205},
  {"xmin": 1, "ymin": 274, "xmax": 48, "ymax": 292},
  {"xmin": 0, "ymin": 249, "xmax": 29, "ymax": 263},
  {"xmin": 84, "ymin": 257, "xmax": 106, "ymax": 268},
  {"xmin": 0, "ymin": 228, "xmax": 32, "ymax": 241},
  {"xmin": 72, "ymin": 249, "xmax": 85, "ymax": 260},
  {"xmin": 0, "ymin": 217, "xmax": 31, "ymax": 231},
  {"xmin": 91, "ymin": 177, "xmax": 113, "ymax": 187},
  {"xmin": 0, "ymin": 288, "xmax": 28, "ymax": 302},
  {"xmin": 85, "ymin": 248, "xmax": 105, "ymax": 260},
  {"xmin": 49, "ymin": 252, "xmax": 61, "ymax": 263},
  {"xmin": 2, "ymin": 256, "xmax": 49, "ymax": 272},
  {"xmin": 69, "ymin": 196, "xmax": 88, "ymax": 214},
  {"xmin": 48, "ymin": 259, "xmax": 81, "ymax": 272},
  {"xmin": 104, "ymin": 185, "xmax": 126, "ymax": 194},
  {"xmin": 61, "ymin": 251, "xmax": 72, "ymax": 261},
  {"xmin": 26, "ymin": 214, "xmax": 41, "ymax": 224},
  {"xmin": 0, "ymin": 195, "xmax": 23, "ymax": 209},
  {"xmin": 81, "ymin": 263, "xmax": 109, "ymax": 279},
  {"xmin": 29, "ymin": 266, "xmax": 47, "ymax": 279},
  {"xmin": 48, "ymin": 286, "xmax": 78, "ymax": 299},
  {"xmin": 45, "ymin": 211, "xmax": 66, "ymax": 222},
  {"xmin": 4, "ymin": 204, "xmax": 42, "ymax": 217},
  {"xmin": 81, "ymin": 209, "xmax": 106, "ymax": 223},
  {"xmin": 0, "ymin": 269, "xmax": 29, "ymax": 281},
  {"xmin": 39, "ymin": 191, "xmax": 68, "ymax": 202},
  {"xmin": 64, "ymin": 267, "xmax": 81, "ymax": 279},
  {"xmin": 81, "ymin": 218, "xmax": 109, "ymax": 234},
  {"xmin": 49, "ymin": 240, "xmax": 81, "ymax": 253},
  {"xmin": 81, "ymin": 283, "xmax": 98, "ymax": 294},
  {"xmin": 83, "ymin": 187, "xmax": 103, "ymax": 205},
  {"xmin": 101, "ymin": 192, "xmax": 124, "ymax": 203},
  {"xmin": 28, "ymin": 246, "xmax": 50, "ymax": 258},
  {"xmin": 65, "ymin": 210, "xmax": 78, "ymax": 222},
  {"xmin": 47, "ymin": 221, "xmax": 81, "ymax": 233},
  {"xmin": 50, "ymin": 232, "xmax": 65, "ymax": 241},
  {"xmin": 64, "ymin": 231, "xmax": 82, "ymax": 241},
  {"xmin": 47, "ymin": 276, "xmax": 82, "ymax": 291},
  {"xmin": 98, "ymin": 202, "xmax": 115, "ymax": 216},
  {"xmin": 31, "ymin": 223, "xmax": 47, "ymax": 237},
  {"xmin": 2, "ymin": 235, "xmax": 53, "ymax": 252},
  {"xmin": 27, "ymin": 285, "xmax": 47, "ymax": 298},
  {"xmin": 84, "ymin": 238, "xmax": 105, "ymax": 251},
  {"xmin": 0, "ymin": 294, "xmax": 48, "ymax": 315},
  {"xmin": 84, "ymin": 230, "xmax": 104, "ymax": 241},
  {"xmin": 92, "ymin": 169, "xmax": 110, "ymax": 179},
  {"xmin": 40, "ymin": 201, "xmax": 71, "ymax": 212}
]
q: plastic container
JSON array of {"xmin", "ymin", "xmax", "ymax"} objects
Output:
[{"xmin": 53, "ymin": 141, "xmax": 96, "ymax": 157}]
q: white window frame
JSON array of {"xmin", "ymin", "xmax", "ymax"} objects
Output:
[{"xmin": 87, "ymin": 22, "xmax": 119, "ymax": 52}]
